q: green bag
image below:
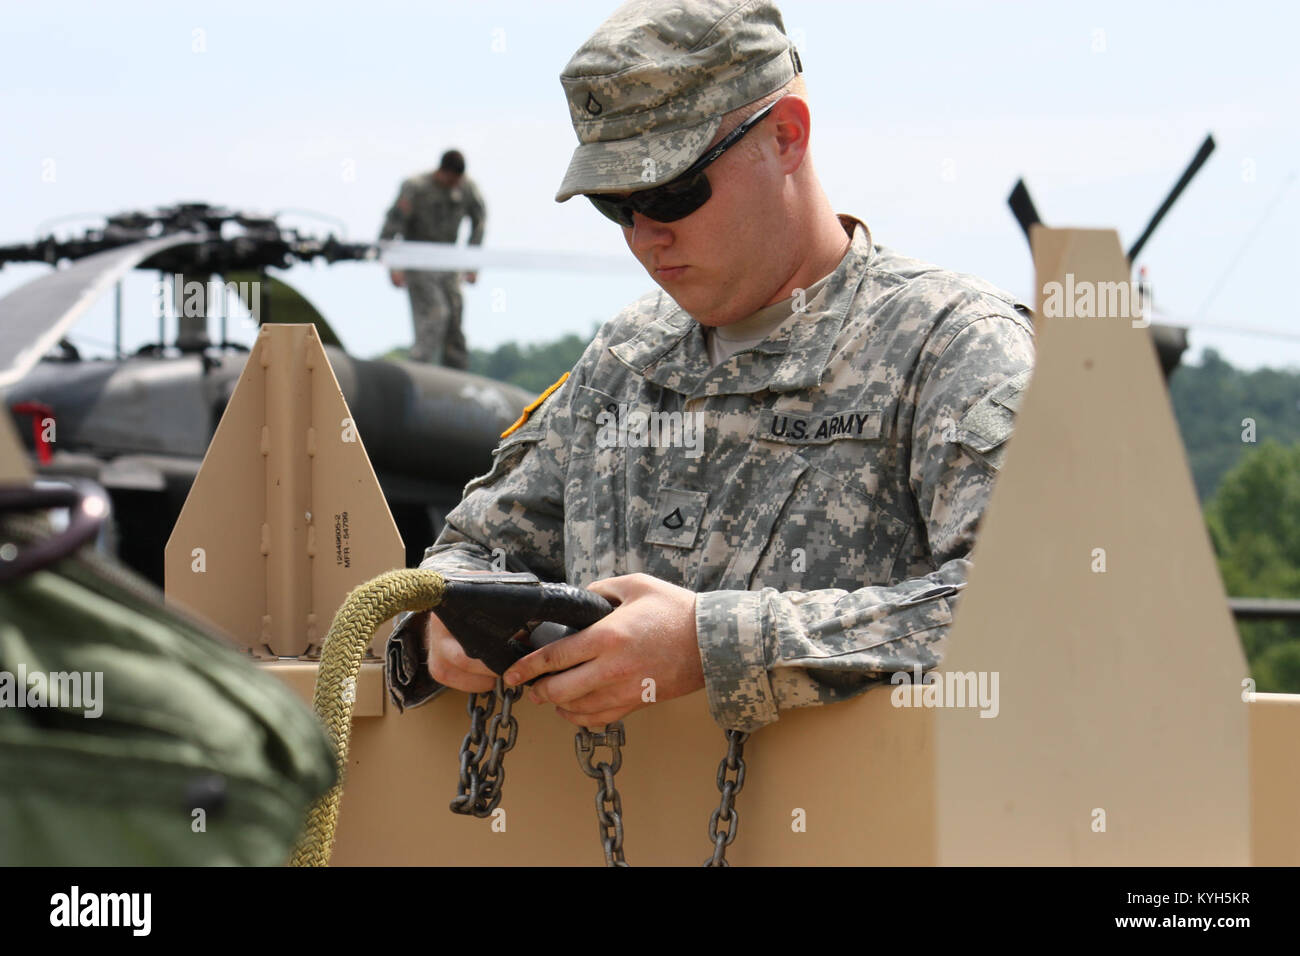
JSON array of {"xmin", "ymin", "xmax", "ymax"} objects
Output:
[{"xmin": 0, "ymin": 511, "xmax": 335, "ymax": 866}]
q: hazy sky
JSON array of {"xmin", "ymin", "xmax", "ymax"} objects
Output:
[{"xmin": 3, "ymin": 0, "xmax": 1298, "ymax": 370}]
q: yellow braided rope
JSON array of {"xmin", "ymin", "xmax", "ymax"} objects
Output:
[{"xmin": 289, "ymin": 568, "xmax": 446, "ymax": 867}]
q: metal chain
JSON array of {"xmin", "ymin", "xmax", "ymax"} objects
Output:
[
  {"xmin": 703, "ymin": 729, "xmax": 750, "ymax": 867},
  {"xmin": 449, "ymin": 689, "xmax": 751, "ymax": 865},
  {"xmin": 450, "ymin": 677, "xmax": 522, "ymax": 817},
  {"xmin": 574, "ymin": 722, "xmax": 629, "ymax": 866}
]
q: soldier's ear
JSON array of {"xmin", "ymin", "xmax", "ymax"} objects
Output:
[{"xmin": 772, "ymin": 96, "xmax": 811, "ymax": 175}]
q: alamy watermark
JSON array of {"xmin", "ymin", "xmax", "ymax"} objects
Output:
[
  {"xmin": 50, "ymin": 886, "xmax": 150, "ymax": 935},
  {"xmin": 153, "ymin": 273, "xmax": 261, "ymax": 324},
  {"xmin": 1041, "ymin": 273, "xmax": 1149, "ymax": 328},
  {"xmin": 890, "ymin": 665, "xmax": 999, "ymax": 717},
  {"xmin": 596, "ymin": 403, "xmax": 706, "ymax": 459},
  {"xmin": 0, "ymin": 666, "xmax": 103, "ymax": 718}
]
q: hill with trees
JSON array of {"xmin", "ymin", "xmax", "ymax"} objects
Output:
[{"xmin": 1169, "ymin": 348, "xmax": 1300, "ymax": 501}]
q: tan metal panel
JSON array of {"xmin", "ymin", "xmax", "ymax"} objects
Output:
[
  {"xmin": 166, "ymin": 324, "xmax": 403, "ymax": 658},
  {"xmin": 165, "ymin": 329, "xmax": 269, "ymax": 653},
  {"xmin": 313, "ymin": 684, "xmax": 937, "ymax": 867},
  {"xmin": 305, "ymin": 335, "xmax": 404, "ymax": 659},
  {"xmin": 0, "ymin": 411, "xmax": 33, "ymax": 484},
  {"xmin": 264, "ymin": 660, "xmax": 386, "ymax": 719},
  {"xmin": 933, "ymin": 227, "xmax": 1251, "ymax": 864},
  {"xmin": 1249, "ymin": 694, "xmax": 1300, "ymax": 865}
]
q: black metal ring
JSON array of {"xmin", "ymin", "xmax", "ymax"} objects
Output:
[{"xmin": 0, "ymin": 480, "xmax": 110, "ymax": 584}]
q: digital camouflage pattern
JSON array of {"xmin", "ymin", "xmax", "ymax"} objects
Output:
[
  {"xmin": 555, "ymin": 0, "xmax": 802, "ymax": 201},
  {"xmin": 380, "ymin": 172, "xmax": 485, "ymax": 368},
  {"xmin": 380, "ymin": 172, "xmax": 486, "ymax": 246},
  {"xmin": 390, "ymin": 215, "xmax": 1036, "ymax": 732},
  {"xmin": 404, "ymin": 271, "xmax": 468, "ymax": 369}
]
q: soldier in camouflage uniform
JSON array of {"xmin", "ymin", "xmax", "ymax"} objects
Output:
[
  {"xmin": 387, "ymin": 0, "xmax": 1035, "ymax": 734},
  {"xmin": 380, "ymin": 150, "xmax": 487, "ymax": 369}
]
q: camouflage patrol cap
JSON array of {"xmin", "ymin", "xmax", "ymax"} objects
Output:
[{"xmin": 555, "ymin": 0, "xmax": 802, "ymax": 203}]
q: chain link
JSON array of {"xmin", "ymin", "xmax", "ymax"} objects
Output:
[
  {"xmin": 574, "ymin": 722, "xmax": 630, "ymax": 866},
  {"xmin": 450, "ymin": 677, "xmax": 522, "ymax": 817},
  {"xmin": 703, "ymin": 729, "xmax": 749, "ymax": 867},
  {"xmin": 450, "ymin": 690, "xmax": 752, "ymax": 865}
]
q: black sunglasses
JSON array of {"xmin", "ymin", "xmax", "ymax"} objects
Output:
[{"xmin": 585, "ymin": 96, "xmax": 785, "ymax": 227}]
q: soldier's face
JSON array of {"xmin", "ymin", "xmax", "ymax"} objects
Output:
[{"xmin": 620, "ymin": 98, "xmax": 808, "ymax": 327}]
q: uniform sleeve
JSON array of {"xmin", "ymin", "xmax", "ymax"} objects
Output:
[
  {"xmin": 379, "ymin": 180, "xmax": 415, "ymax": 241},
  {"xmin": 465, "ymin": 180, "xmax": 487, "ymax": 246},
  {"xmin": 385, "ymin": 373, "xmax": 576, "ymax": 708},
  {"xmin": 693, "ymin": 312, "xmax": 1036, "ymax": 732},
  {"xmin": 425, "ymin": 380, "xmax": 570, "ymax": 580}
]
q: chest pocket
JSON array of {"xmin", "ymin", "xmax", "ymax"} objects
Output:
[{"xmin": 747, "ymin": 458, "xmax": 911, "ymax": 592}]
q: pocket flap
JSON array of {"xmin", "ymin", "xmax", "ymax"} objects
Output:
[
  {"xmin": 572, "ymin": 385, "xmax": 620, "ymax": 423},
  {"xmin": 956, "ymin": 369, "xmax": 1031, "ymax": 453}
]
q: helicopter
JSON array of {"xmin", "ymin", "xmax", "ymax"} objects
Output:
[
  {"xmin": 1005, "ymin": 133, "xmax": 1220, "ymax": 380},
  {"xmin": 0, "ymin": 202, "xmax": 535, "ymax": 584}
]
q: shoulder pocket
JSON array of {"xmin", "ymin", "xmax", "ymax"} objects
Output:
[
  {"xmin": 955, "ymin": 368, "xmax": 1031, "ymax": 456},
  {"xmin": 568, "ymin": 384, "xmax": 623, "ymax": 459}
]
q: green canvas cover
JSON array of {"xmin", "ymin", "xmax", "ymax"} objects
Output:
[{"xmin": 0, "ymin": 513, "xmax": 335, "ymax": 865}]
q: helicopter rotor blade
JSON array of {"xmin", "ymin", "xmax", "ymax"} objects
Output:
[
  {"xmin": 1126, "ymin": 133, "xmax": 1216, "ymax": 264},
  {"xmin": 380, "ymin": 241, "xmax": 641, "ymax": 274},
  {"xmin": 0, "ymin": 233, "xmax": 201, "ymax": 390},
  {"xmin": 223, "ymin": 270, "xmax": 345, "ymax": 349},
  {"xmin": 1007, "ymin": 178, "xmax": 1043, "ymax": 248}
]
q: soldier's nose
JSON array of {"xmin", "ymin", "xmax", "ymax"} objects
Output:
[{"xmin": 626, "ymin": 211, "xmax": 673, "ymax": 257}]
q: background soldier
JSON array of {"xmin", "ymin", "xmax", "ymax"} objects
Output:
[
  {"xmin": 380, "ymin": 149, "xmax": 487, "ymax": 369},
  {"xmin": 388, "ymin": 0, "xmax": 1035, "ymax": 734}
]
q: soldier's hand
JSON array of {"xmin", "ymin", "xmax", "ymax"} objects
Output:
[
  {"xmin": 464, "ymin": 271, "xmax": 478, "ymax": 285},
  {"xmin": 389, "ymin": 270, "xmax": 406, "ymax": 288},
  {"xmin": 424, "ymin": 611, "xmax": 497, "ymax": 693},
  {"xmin": 503, "ymin": 573, "xmax": 705, "ymax": 729}
]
